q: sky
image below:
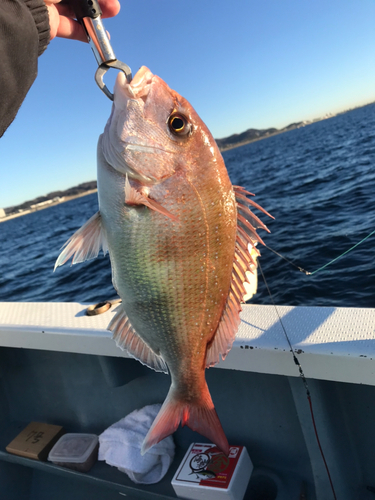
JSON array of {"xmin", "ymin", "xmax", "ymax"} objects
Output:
[{"xmin": 1, "ymin": 0, "xmax": 375, "ymax": 208}]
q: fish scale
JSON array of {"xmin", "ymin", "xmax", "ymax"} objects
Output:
[
  {"xmin": 55, "ymin": 66, "xmax": 271, "ymax": 455},
  {"xmin": 110, "ymin": 180, "xmax": 234, "ymax": 363}
]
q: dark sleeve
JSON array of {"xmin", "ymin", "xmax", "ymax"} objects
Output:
[{"xmin": 0, "ymin": 0, "xmax": 50, "ymax": 137}]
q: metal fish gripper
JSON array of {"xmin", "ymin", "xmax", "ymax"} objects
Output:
[{"xmin": 70, "ymin": 0, "xmax": 132, "ymax": 100}]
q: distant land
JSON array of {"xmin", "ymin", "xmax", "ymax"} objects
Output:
[
  {"xmin": 1, "ymin": 181, "xmax": 97, "ymax": 222},
  {"xmin": 2, "ymin": 102, "xmax": 371, "ymax": 221},
  {"xmin": 215, "ymin": 117, "xmax": 331, "ymax": 151},
  {"xmin": 216, "ymin": 101, "xmax": 374, "ymax": 151}
]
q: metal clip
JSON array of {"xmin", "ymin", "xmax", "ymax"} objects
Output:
[
  {"xmin": 78, "ymin": 7, "xmax": 132, "ymax": 99},
  {"xmin": 95, "ymin": 60, "xmax": 132, "ymax": 101}
]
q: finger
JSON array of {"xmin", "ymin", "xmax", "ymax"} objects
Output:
[
  {"xmin": 99, "ymin": 0, "xmax": 121, "ymax": 19},
  {"xmin": 56, "ymin": 16, "xmax": 88, "ymax": 42},
  {"xmin": 54, "ymin": 0, "xmax": 120, "ymax": 19},
  {"xmin": 55, "ymin": 3, "xmax": 75, "ymax": 18},
  {"xmin": 46, "ymin": 4, "xmax": 59, "ymax": 39}
]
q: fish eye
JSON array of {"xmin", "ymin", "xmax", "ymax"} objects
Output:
[{"xmin": 168, "ymin": 114, "xmax": 191, "ymax": 136}]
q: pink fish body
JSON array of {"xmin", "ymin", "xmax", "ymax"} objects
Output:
[{"xmin": 55, "ymin": 67, "xmax": 272, "ymax": 455}]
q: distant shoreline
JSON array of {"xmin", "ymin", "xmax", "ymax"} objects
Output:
[
  {"xmin": 217, "ymin": 101, "xmax": 374, "ymax": 152},
  {"xmin": 217, "ymin": 111, "xmax": 338, "ymax": 152},
  {"xmin": 0, "ymin": 189, "xmax": 97, "ymax": 224},
  {"xmin": 218, "ymin": 127, "xmax": 289, "ymax": 152}
]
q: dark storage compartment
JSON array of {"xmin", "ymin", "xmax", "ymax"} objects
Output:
[
  {"xmin": 0, "ymin": 345, "xmax": 374, "ymax": 499},
  {"xmin": 0, "ymin": 346, "xmax": 311, "ymax": 499}
]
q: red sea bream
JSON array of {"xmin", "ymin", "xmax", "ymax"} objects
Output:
[{"xmin": 55, "ymin": 66, "xmax": 272, "ymax": 455}]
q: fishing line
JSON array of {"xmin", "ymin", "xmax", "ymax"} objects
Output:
[
  {"xmin": 264, "ymin": 244, "xmax": 311, "ymax": 275},
  {"xmin": 308, "ymin": 228, "xmax": 375, "ymax": 275},
  {"xmin": 265, "ymin": 227, "xmax": 375, "ymax": 276},
  {"xmin": 257, "ymin": 261, "xmax": 338, "ymax": 500}
]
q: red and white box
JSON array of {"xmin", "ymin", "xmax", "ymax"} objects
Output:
[{"xmin": 171, "ymin": 443, "xmax": 253, "ymax": 500}]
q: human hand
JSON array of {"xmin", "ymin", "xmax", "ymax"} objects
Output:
[{"xmin": 45, "ymin": 0, "xmax": 121, "ymax": 42}]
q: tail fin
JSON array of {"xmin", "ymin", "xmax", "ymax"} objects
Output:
[{"xmin": 141, "ymin": 383, "xmax": 229, "ymax": 456}]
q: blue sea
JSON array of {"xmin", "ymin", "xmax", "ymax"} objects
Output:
[{"xmin": 1, "ymin": 103, "xmax": 374, "ymax": 308}]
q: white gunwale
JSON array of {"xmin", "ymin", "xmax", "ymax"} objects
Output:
[{"xmin": 0, "ymin": 302, "xmax": 374, "ymax": 387}]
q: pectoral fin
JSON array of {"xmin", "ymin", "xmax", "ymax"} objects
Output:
[
  {"xmin": 125, "ymin": 175, "xmax": 179, "ymax": 222},
  {"xmin": 54, "ymin": 212, "xmax": 108, "ymax": 270}
]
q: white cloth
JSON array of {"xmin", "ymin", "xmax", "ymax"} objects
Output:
[{"xmin": 98, "ymin": 404, "xmax": 175, "ymax": 484}]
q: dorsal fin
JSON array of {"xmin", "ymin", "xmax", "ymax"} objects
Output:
[
  {"xmin": 108, "ymin": 306, "xmax": 168, "ymax": 374},
  {"xmin": 54, "ymin": 212, "xmax": 108, "ymax": 270},
  {"xmin": 205, "ymin": 186, "xmax": 272, "ymax": 368}
]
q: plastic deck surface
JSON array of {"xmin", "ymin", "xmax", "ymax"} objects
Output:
[{"xmin": 0, "ymin": 302, "xmax": 375, "ymax": 386}]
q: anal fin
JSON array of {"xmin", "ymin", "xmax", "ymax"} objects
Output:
[
  {"xmin": 54, "ymin": 212, "xmax": 108, "ymax": 270},
  {"xmin": 108, "ymin": 306, "xmax": 168, "ymax": 374}
]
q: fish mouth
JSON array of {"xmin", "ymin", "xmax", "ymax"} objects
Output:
[{"xmin": 115, "ymin": 66, "xmax": 154, "ymax": 103}]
